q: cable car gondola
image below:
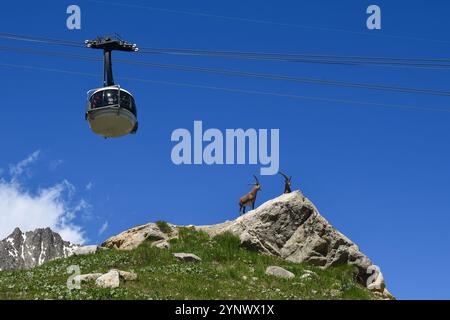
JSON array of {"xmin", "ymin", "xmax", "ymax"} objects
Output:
[{"xmin": 85, "ymin": 37, "xmax": 139, "ymax": 138}]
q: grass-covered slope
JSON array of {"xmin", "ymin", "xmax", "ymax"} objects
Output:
[{"xmin": 0, "ymin": 228, "xmax": 375, "ymax": 300}]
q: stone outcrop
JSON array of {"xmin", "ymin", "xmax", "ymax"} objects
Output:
[
  {"xmin": 197, "ymin": 191, "xmax": 389, "ymax": 296},
  {"xmin": 102, "ymin": 223, "xmax": 177, "ymax": 250},
  {"xmin": 102, "ymin": 191, "xmax": 392, "ymax": 297}
]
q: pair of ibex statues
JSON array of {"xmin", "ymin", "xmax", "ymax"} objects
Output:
[{"xmin": 239, "ymin": 172, "xmax": 292, "ymax": 215}]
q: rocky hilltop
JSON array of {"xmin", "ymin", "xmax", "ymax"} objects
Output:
[
  {"xmin": 102, "ymin": 191, "xmax": 393, "ymax": 298},
  {"xmin": 0, "ymin": 191, "xmax": 393, "ymax": 300},
  {"xmin": 0, "ymin": 227, "xmax": 78, "ymax": 270}
]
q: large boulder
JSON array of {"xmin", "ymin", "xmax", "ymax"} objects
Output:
[
  {"xmin": 102, "ymin": 223, "xmax": 177, "ymax": 250},
  {"xmin": 197, "ymin": 191, "xmax": 388, "ymax": 295},
  {"xmin": 95, "ymin": 270, "xmax": 120, "ymax": 289}
]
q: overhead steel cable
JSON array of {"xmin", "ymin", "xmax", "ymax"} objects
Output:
[
  {"xmin": 0, "ymin": 45, "xmax": 101, "ymax": 62},
  {"xmin": 2, "ymin": 31, "xmax": 450, "ymax": 69},
  {"xmin": 1, "ymin": 45, "xmax": 450, "ymax": 97},
  {"xmin": 0, "ymin": 32, "xmax": 83, "ymax": 45},
  {"xmin": 114, "ymin": 59, "xmax": 450, "ymax": 97},
  {"xmin": 1, "ymin": 61, "xmax": 449, "ymax": 114},
  {"xmin": 139, "ymin": 46, "xmax": 450, "ymax": 63},
  {"xmin": 1, "ymin": 32, "xmax": 450, "ymax": 69},
  {"xmin": 0, "ymin": 32, "xmax": 84, "ymax": 48},
  {"xmin": 138, "ymin": 49, "xmax": 450, "ymax": 69}
]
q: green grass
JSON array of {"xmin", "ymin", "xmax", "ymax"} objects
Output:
[
  {"xmin": 155, "ymin": 220, "xmax": 173, "ymax": 236},
  {"xmin": 0, "ymin": 228, "xmax": 375, "ymax": 300}
]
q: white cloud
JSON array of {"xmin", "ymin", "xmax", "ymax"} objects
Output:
[
  {"xmin": 98, "ymin": 221, "xmax": 108, "ymax": 236},
  {"xmin": 9, "ymin": 150, "xmax": 40, "ymax": 179},
  {"xmin": 0, "ymin": 152, "xmax": 87, "ymax": 244},
  {"xmin": 86, "ymin": 182, "xmax": 93, "ymax": 191}
]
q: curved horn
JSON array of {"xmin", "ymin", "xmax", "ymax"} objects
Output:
[
  {"xmin": 253, "ymin": 174, "xmax": 260, "ymax": 185},
  {"xmin": 278, "ymin": 171, "xmax": 289, "ymax": 181}
]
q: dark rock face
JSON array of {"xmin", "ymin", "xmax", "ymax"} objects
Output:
[{"xmin": 0, "ymin": 227, "xmax": 78, "ymax": 270}]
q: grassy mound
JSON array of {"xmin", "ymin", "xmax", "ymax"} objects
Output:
[{"xmin": 0, "ymin": 228, "xmax": 374, "ymax": 300}]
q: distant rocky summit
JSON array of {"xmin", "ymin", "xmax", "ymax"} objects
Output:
[
  {"xmin": 0, "ymin": 227, "xmax": 78, "ymax": 270},
  {"xmin": 102, "ymin": 191, "xmax": 393, "ymax": 298}
]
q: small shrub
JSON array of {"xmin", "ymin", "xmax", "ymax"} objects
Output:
[{"xmin": 155, "ymin": 220, "xmax": 172, "ymax": 235}]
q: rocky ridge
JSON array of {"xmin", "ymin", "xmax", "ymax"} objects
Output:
[{"xmin": 0, "ymin": 227, "xmax": 78, "ymax": 270}]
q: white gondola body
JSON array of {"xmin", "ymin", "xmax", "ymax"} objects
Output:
[{"xmin": 86, "ymin": 86, "xmax": 137, "ymax": 138}]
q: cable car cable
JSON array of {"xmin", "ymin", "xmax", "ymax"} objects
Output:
[
  {"xmin": 0, "ymin": 33, "xmax": 84, "ymax": 48},
  {"xmin": 138, "ymin": 46, "xmax": 450, "ymax": 64},
  {"xmin": 2, "ymin": 32, "xmax": 450, "ymax": 69},
  {"xmin": 138, "ymin": 49, "xmax": 450, "ymax": 69},
  {"xmin": 112, "ymin": 59, "xmax": 450, "ymax": 96},
  {"xmin": 1, "ymin": 61, "xmax": 449, "ymax": 114},
  {"xmin": 1, "ymin": 45, "xmax": 450, "ymax": 97}
]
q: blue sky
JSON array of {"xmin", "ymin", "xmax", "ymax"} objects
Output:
[{"xmin": 0, "ymin": 0, "xmax": 449, "ymax": 299}]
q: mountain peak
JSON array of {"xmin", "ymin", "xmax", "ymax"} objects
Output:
[
  {"xmin": 0, "ymin": 228, "xmax": 79, "ymax": 271},
  {"xmin": 10, "ymin": 227, "xmax": 22, "ymax": 236}
]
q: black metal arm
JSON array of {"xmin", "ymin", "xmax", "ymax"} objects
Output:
[{"xmin": 85, "ymin": 36, "xmax": 139, "ymax": 87}]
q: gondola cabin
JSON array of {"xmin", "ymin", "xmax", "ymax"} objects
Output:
[
  {"xmin": 84, "ymin": 36, "xmax": 139, "ymax": 138},
  {"xmin": 86, "ymin": 86, "xmax": 138, "ymax": 138}
]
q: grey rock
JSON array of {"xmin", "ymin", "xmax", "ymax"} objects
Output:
[
  {"xmin": 110, "ymin": 269, "xmax": 138, "ymax": 281},
  {"xmin": 74, "ymin": 273, "xmax": 103, "ymax": 283},
  {"xmin": 367, "ymin": 266, "xmax": 386, "ymax": 293},
  {"xmin": 198, "ymin": 191, "xmax": 389, "ymax": 293},
  {"xmin": 266, "ymin": 266, "xmax": 295, "ymax": 279},
  {"xmin": 102, "ymin": 223, "xmax": 178, "ymax": 250},
  {"xmin": 382, "ymin": 288, "xmax": 395, "ymax": 300},
  {"xmin": 299, "ymin": 270, "xmax": 317, "ymax": 280},
  {"xmin": 74, "ymin": 245, "xmax": 102, "ymax": 256},
  {"xmin": 0, "ymin": 227, "xmax": 79, "ymax": 270},
  {"xmin": 173, "ymin": 253, "xmax": 202, "ymax": 263},
  {"xmin": 95, "ymin": 270, "xmax": 120, "ymax": 288},
  {"xmin": 152, "ymin": 239, "xmax": 171, "ymax": 249}
]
